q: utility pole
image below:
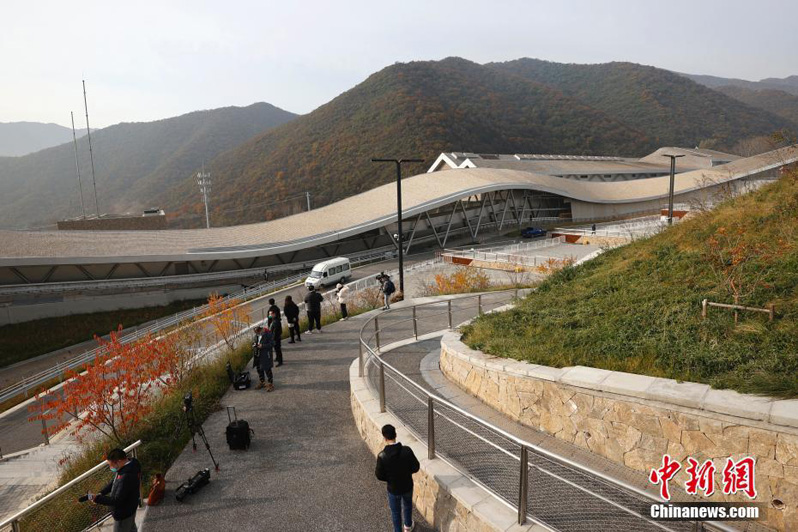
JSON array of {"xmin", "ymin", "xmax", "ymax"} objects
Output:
[
  {"xmin": 371, "ymin": 158, "xmax": 425, "ymax": 294},
  {"xmin": 306, "ymin": 191, "xmax": 311, "ymax": 211},
  {"xmin": 70, "ymin": 111, "xmax": 86, "ymax": 218},
  {"xmin": 82, "ymin": 80, "xmax": 100, "ymax": 217},
  {"xmin": 197, "ymin": 166, "xmax": 212, "ymax": 229},
  {"xmin": 662, "ymin": 153, "xmax": 685, "ymax": 225}
]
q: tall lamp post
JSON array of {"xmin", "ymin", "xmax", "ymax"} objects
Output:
[
  {"xmin": 197, "ymin": 166, "xmax": 212, "ymax": 229},
  {"xmin": 371, "ymin": 158, "xmax": 425, "ymax": 294},
  {"xmin": 662, "ymin": 153, "xmax": 685, "ymax": 225}
]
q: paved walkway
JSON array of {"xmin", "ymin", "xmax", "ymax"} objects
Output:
[{"xmin": 143, "ymin": 305, "xmax": 433, "ymax": 532}]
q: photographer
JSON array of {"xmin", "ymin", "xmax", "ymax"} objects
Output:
[{"xmin": 86, "ymin": 448, "xmax": 141, "ymax": 532}]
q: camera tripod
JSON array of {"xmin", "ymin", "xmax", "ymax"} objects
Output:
[{"xmin": 183, "ymin": 401, "xmax": 219, "ymax": 471}]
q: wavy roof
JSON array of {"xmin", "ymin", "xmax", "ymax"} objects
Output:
[{"xmin": 0, "ymin": 145, "xmax": 795, "ymax": 265}]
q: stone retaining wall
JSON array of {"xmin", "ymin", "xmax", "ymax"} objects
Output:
[
  {"xmin": 440, "ymin": 332, "xmax": 798, "ymax": 531},
  {"xmin": 349, "ymin": 359, "xmax": 548, "ymax": 532}
]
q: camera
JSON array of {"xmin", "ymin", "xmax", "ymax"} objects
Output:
[
  {"xmin": 175, "ymin": 468, "xmax": 211, "ymax": 502},
  {"xmin": 183, "ymin": 392, "xmax": 193, "ymax": 412}
]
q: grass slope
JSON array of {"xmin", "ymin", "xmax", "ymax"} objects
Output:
[{"xmin": 462, "ymin": 169, "xmax": 798, "ymax": 397}]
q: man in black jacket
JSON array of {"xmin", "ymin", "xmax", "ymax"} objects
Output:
[
  {"xmin": 89, "ymin": 448, "xmax": 141, "ymax": 532},
  {"xmin": 375, "ymin": 424, "xmax": 420, "ymax": 532},
  {"xmin": 303, "ymin": 286, "xmax": 324, "ymax": 334}
]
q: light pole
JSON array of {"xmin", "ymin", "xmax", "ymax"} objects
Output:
[
  {"xmin": 662, "ymin": 153, "xmax": 684, "ymax": 225},
  {"xmin": 197, "ymin": 166, "xmax": 212, "ymax": 229},
  {"xmin": 371, "ymin": 158, "xmax": 425, "ymax": 294}
]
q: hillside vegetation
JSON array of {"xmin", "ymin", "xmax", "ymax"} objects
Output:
[
  {"xmin": 491, "ymin": 59, "xmax": 796, "ymax": 148},
  {"xmin": 462, "ymin": 168, "xmax": 798, "ymax": 397},
  {"xmin": 163, "ymin": 58, "xmax": 652, "ymax": 226},
  {"xmin": 717, "ymin": 85, "xmax": 798, "ymax": 126},
  {"xmin": 0, "ymin": 103, "xmax": 296, "ymax": 229}
]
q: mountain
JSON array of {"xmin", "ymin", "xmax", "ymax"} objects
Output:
[
  {"xmin": 159, "ymin": 57, "xmax": 653, "ymax": 227},
  {"xmin": 682, "ymin": 72, "xmax": 798, "ymax": 97},
  {"xmin": 715, "ymin": 85, "xmax": 798, "ymax": 125},
  {"xmin": 0, "ymin": 103, "xmax": 297, "ymax": 229},
  {"xmin": 490, "ymin": 59, "xmax": 795, "ymax": 148},
  {"xmin": 0, "ymin": 122, "xmax": 82, "ymax": 157}
]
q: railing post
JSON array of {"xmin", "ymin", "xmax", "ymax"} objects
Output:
[
  {"xmin": 427, "ymin": 396, "xmax": 436, "ymax": 459},
  {"xmin": 447, "ymin": 300, "xmax": 453, "ymax": 329},
  {"xmin": 12, "ymin": 519, "xmax": 20, "ymax": 532},
  {"xmin": 374, "ymin": 317, "xmax": 381, "ymax": 351},
  {"xmin": 379, "ymin": 361, "xmax": 386, "ymax": 413},
  {"xmin": 518, "ymin": 445, "xmax": 528, "ymax": 525},
  {"xmin": 478, "ymin": 294, "xmax": 483, "ymax": 315},
  {"xmin": 412, "ymin": 306, "xmax": 418, "ymax": 340},
  {"xmin": 41, "ymin": 415, "xmax": 49, "ymax": 446},
  {"xmin": 358, "ymin": 341, "xmax": 364, "ymax": 377}
]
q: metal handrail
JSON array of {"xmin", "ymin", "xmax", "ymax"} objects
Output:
[
  {"xmin": 357, "ymin": 293, "xmax": 737, "ymax": 532},
  {"xmin": 0, "ymin": 440, "xmax": 142, "ymax": 530}
]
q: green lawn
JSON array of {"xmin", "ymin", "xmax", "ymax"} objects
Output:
[
  {"xmin": 0, "ymin": 299, "xmax": 206, "ymax": 368},
  {"xmin": 462, "ymin": 170, "xmax": 798, "ymax": 397}
]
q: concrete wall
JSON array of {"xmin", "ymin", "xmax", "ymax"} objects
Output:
[
  {"xmin": 349, "ymin": 359, "xmax": 548, "ymax": 532},
  {"xmin": 0, "ymin": 284, "xmax": 242, "ymax": 325},
  {"xmin": 440, "ymin": 332, "xmax": 798, "ymax": 531}
]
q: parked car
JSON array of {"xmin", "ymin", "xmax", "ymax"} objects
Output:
[{"xmin": 521, "ymin": 227, "xmax": 547, "ymax": 238}]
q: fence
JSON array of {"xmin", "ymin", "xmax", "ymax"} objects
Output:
[
  {"xmin": 357, "ymin": 292, "xmax": 738, "ymax": 532},
  {"xmin": 0, "ymin": 441, "xmax": 142, "ymax": 532}
]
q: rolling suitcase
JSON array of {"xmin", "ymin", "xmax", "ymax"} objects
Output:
[{"xmin": 225, "ymin": 406, "xmax": 252, "ymax": 450}]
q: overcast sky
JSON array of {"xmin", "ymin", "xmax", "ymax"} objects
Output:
[{"xmin": 3, "ymin": 0, "xmax": 797, "ymax": 128}]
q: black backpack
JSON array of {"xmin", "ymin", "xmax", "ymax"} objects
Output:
[
  {"xmin": 233, "ymin": 371, "xmax": 251, "ymax": 390},
  {"xmin": 384, "ymin": 279, "xmax": 395, "ymax": 294}
]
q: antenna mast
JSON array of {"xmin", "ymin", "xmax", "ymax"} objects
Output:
[
  {"xmin": 197, "ymin": 164, "xmax": 212, "ymax": 229},
  {"xmin": 83, "ymin": 80, "xmax": 100, "ymax": 217},
  {"xmin": 70, "ymin": 111, "xmax": 87, "ymax": 218}
]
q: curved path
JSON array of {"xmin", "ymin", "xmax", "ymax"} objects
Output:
[{"xmin": 143, "ymin": 303, "xmax": 433, "ymax": 532}]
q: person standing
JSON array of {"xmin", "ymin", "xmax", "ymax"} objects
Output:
[
  {"xmin": 251, "ymin": 326, "xmax": 263, "ymax": 369},
  {"xmin": 268, "ymin": 309, "xmax": 283, "ymax": 366},
  {"xmin": 255, "ymin": 325, "xmax": 275, "ymax": 391},
  {"xmin": 304, "ymin": 286, "xmax": 324, "ymax": 334},
  {"xmin": 381, "ymin": 275, "xmax": 396, "ymax": 310},
  {"xmin": 87, "ymin": 448, "xmax": 141, "ymax": 532},
  {"xmin": 268, "ymin": 298, "xmax": 281, "ymax": 320},
  {"xmin": 375, "ymin": 424, "xmax": 419, "ymax": 532},
  {"xmin": 336, "ymin": 282, "xmax": 350, "ymax": 320},
  {"xmin": 283, "ymin": 295, "xmax": 301, "ymax": 343}
]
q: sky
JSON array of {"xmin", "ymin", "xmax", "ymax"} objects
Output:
[{"xmin": 2, "ymin": 0, "xmax": 797, "ymax": 128}]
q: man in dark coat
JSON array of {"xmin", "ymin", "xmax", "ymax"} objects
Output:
[
  {"xmin": 283, "ymin": 295, "xmax": 301, "ymax": 343},
  {"xmin": 89, "ymin": 448, "xmax": 141, "ymax": 532},
  {"xmin": 255, "ymin": 325, "xmax": 275, "ymax": 391},
  {"xmin": 304, "ymin": 286, "xmax": 324, "ymax": 333},
  {"xmin": 375, "ymin": 424, "xmax": 420, "ymax": 532},
  {"xmin": 268, "ymin": 309, "xmax": 283, "ymax": 366}
]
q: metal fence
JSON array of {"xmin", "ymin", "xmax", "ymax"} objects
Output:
[
  {"xmin": 0, "ymin": 440, "xmax": 142, "ymax": 532},
  {"xmin": 357, "ymin": 292, "xmax": 739, "ymax": 532}
]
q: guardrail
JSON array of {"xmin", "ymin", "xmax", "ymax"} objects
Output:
[
  {"xmin": 357, "ymin": 292, "xmax": 737, "ymax": 532},
  {"xmin": 0, "ymin": 440, "xmax": 142, "ymax": 532},
  {"xmin": 0, "ymin": 273, "xmax": 308, "ymax": 406}
]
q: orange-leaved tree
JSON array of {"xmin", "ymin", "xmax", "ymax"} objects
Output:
[
  {"xmin": 204, "ymin": 293, "xmax": 248, "ymax": 354},
  {"xmin": 32, "ymin": 328, "xmax": 174, "ymax": 445}
]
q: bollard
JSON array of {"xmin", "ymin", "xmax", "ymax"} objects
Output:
[
  {"xmin": 379, "ymin": 362, "xmax": 386, "ymax": 413},
  {"xmin": 701, "ymin": 298, "xmax": 708, "ymax": 319},
  {"xmin": 41, "ymin": 416, "xmax": 50, "ymax": 446},
  {"xmin": 427, "ymin": 396, "xmax": 436, "ymax": 459},
  {"xmin": 518, "ymin": 445, "xmax": 528, "ymax": 524},
  {"xmin": 412, "ymin": 306, "xmax": 418, "ymax": 340},
  {"xmin": 374, "ymin": 317, "xmax": 381, "ymax": 350},
  {"xmin": 447, "ymin": 300, "xmax": 453, "ymax": 329},
  {"xmin": 478, "ymin": 294, "xmax": 483, "ymax": 315}
]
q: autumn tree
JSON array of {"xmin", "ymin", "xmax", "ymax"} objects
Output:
[
  {"xmin": 204, "ymin": 293, "xmax": 248, "ymax": 354},
  {"xmin": 33, "ymin": 328, "xmax": 177, "ymax": 445}
]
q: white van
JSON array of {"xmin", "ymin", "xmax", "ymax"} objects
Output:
[{"xmin": 305, "ymin": 257, "xmax": 351, "ymax": 290}]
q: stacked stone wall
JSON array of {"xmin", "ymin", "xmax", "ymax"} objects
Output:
[{"xmin": 441, "ymin": 332, "xmax": 798, "ymax": 530}]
